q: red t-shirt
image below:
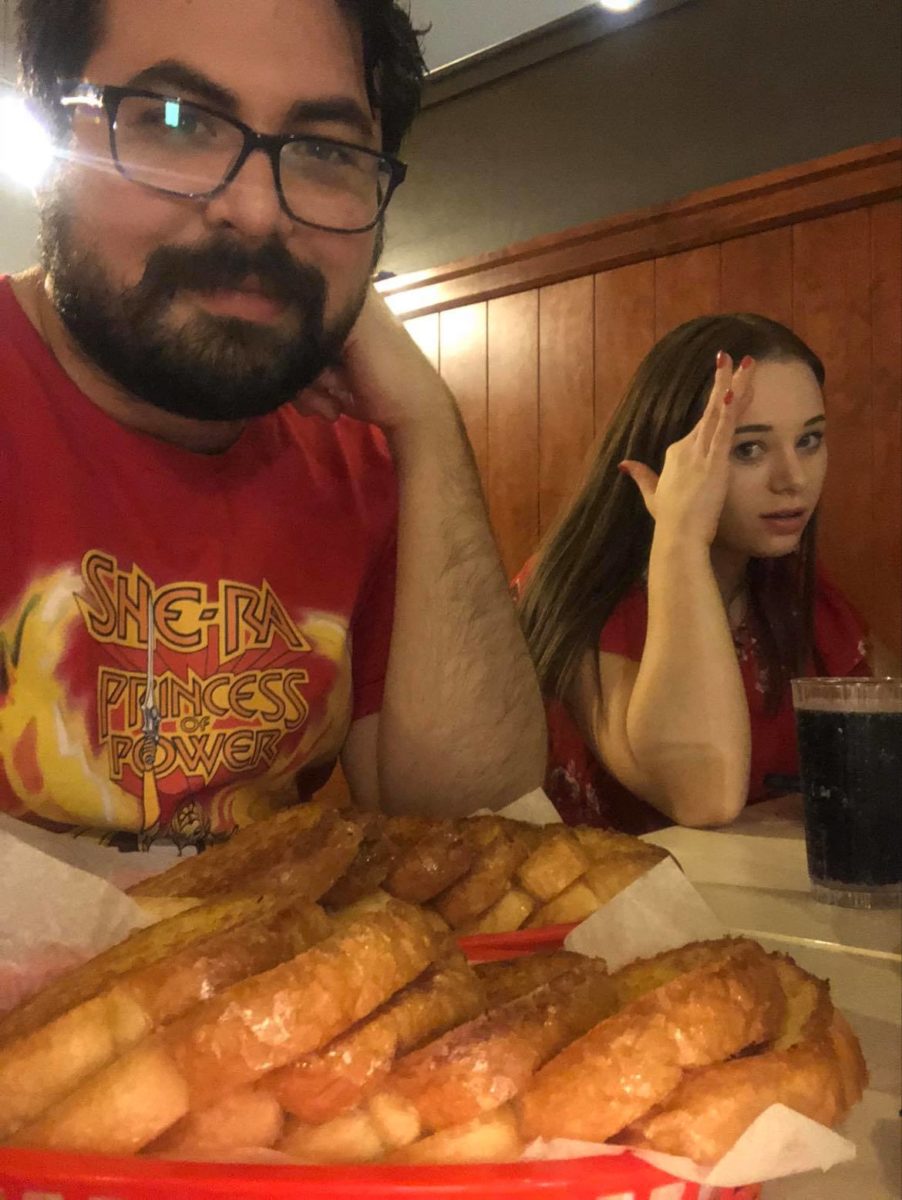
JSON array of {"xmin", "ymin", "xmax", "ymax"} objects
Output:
[
  {"xmin": 514, "ymin": 568, "xmax": 868, "ymax": 834},
  {"xmin": 0, "ymin": 278, "xmax": 397, "ymax": 847}
]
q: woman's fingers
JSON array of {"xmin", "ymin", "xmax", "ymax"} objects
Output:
[
  {"xmin": 697, "ymin": 351, "xmax": 735, "ymax": 453},
  {"xmin": 619, "ymin": 460, "xmax": 661, "ymax": 516},
  {"xmin": 708, "ymin": 356, "xmax": 756, "ymax": 459}
]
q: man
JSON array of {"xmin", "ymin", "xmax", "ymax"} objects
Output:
[{"xmin": 0, "ymin": 0, "xmax": 546, "ymax": 849}]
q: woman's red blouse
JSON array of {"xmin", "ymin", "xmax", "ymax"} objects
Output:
[{"xmin": 515, "ymin": 570, "xmax": 868, "ymax": 833}]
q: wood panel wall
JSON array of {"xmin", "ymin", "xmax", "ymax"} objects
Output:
[{"xmin": 389, "ymin": 141, "xmax": 902, "ymax": 656}]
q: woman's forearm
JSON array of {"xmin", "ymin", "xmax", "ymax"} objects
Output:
[{"xmin": 625, "ymin": 533, "xmax": 751, "ymax": 825}]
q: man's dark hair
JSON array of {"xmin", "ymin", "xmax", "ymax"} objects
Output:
[{"xmin": 16, "ymin": 0, "xmax": 426, "ymax": 152}]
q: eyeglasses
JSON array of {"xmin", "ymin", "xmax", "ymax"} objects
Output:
[{"xmin": 58, "ymin": 83, "xmax": 407, "ymax": 234}]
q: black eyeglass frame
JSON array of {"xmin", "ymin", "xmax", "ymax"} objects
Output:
[{"xmin": 57, "ymin": 82, "xmax": 408, "ymax": 234}]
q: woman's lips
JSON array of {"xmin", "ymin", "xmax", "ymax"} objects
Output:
[{"xmin": 759, "ymin": 509, "xmax": 807, "ymax": 535}]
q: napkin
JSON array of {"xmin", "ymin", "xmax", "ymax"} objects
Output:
[{"xmin": 0, "ymin": 816, "xmax": 153, "ymax": 1013}]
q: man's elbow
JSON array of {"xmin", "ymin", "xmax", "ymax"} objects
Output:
[
  {"xmin": 489, "ymin": 738, "xmax": 548, "ymax": 808},
  {"xmin": 378, "ymin": 734, "xmax": 547, "ymax": 818}
]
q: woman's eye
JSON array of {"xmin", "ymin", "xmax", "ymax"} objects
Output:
[
  {"xmin": 731, "ymin": 441, "xmax": 764, "ymax": 463},
  {"xmin": 798, "ymin": 430, "xmax": 825, "ymax": 453}
]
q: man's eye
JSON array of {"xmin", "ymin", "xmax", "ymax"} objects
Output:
[
  {"xmin": 130, "ymin": 101, "xmax": 216, "ymax": 139},
  {"xmin": 732, "ymin": 441, "xmax": 764, "ymax": 462},
  {"xmin": 303, "ymin": 140, "xmax": 354, "ymax": 166}
]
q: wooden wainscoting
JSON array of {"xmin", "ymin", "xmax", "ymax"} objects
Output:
[{"xmin": 384, "ymin": 140, "xmax": 902, "ymax": 656}]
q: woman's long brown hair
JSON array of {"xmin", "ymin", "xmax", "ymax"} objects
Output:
[{"xmin": 518, "ymin": 313, "xmax": 825, "ymax": 714}]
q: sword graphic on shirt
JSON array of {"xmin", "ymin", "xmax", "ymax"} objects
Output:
[
  {"xmin": 0, "ymin": 557, "xmax": 353, "ymax": 838},
  {"xmin": 139, "ymin": 593, "xmax": 162, "ymax": 834}
]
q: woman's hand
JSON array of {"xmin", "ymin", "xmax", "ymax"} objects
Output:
[{"xmin": 619, "ymin": 352, "xmax": 756, "ymax": 545}]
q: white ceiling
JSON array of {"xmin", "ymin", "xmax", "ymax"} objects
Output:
[
  {"xmin": 0, "ymin": 1, "xmax": 636, "ymax": 86},
  {"xmin": 407, "ymin": 0, "xmax": 595, "ymax": 73}
]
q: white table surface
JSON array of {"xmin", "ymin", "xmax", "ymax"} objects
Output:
[{"xmin": 644, "ymin": 796, "xmax": 902, "ymax": 1200}]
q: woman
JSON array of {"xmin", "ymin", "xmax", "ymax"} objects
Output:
[{"xmin": 516, "ymin": 313, "xmax": 888, "ymax": 833}]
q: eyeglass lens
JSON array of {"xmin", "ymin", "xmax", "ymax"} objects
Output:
[{"xmin": 111, "ymin": 96, "xmax": 391, "ymax": 231}]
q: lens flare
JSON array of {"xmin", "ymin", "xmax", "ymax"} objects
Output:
[{"xmin": 0, "ymin": 95, "xmax": 54, "ymax": 188}]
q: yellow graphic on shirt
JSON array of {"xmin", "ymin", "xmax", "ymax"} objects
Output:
[{"xmin": 0, "ymin": 554, "xmax": 352, "ymax": 844}]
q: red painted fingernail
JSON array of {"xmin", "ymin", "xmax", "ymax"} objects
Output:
[
  {"xmin": 723, "ymin": 389, "xmax": 734, "ymax": 406},
  {"xmin": 716, "ymin": 351, "xmax": 726, "ymax": 368},
  {"xmin": 740, "ymin": 355, "xmax": 754, "ymax": 370}
]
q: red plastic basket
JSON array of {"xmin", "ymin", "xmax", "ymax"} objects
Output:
[
  {"xmin": 457, "ymin": 923, "xmax": 576, "ymax": 962},
  {"xmin": 0, "ymin": 1146, "xmax": 763, "ymax": 1199}
]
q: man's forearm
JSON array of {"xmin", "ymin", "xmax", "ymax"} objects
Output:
[{"xmin": 378, "ymin": 402, "xmax": 546, "ymax": 816}]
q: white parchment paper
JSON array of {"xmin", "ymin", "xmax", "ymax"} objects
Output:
[{"xmin": 0, "ymin": 816, "xmax": 153, "ymax": 1012}]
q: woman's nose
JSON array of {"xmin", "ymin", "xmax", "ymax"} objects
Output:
[{"xmin": 769, "ymin": 449, "xmax": 806, "ymax": 493}]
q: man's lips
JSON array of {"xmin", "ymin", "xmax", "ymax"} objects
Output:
[{"xmin": 190, "ymin": 279, "xmax": 289, "ymax": 323}]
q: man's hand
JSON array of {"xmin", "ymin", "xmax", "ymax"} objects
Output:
[{"xmin": 294, "ymin": 289, "xmax": 451, "ymax": 434}]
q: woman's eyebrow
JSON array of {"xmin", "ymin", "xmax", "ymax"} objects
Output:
[{"xmin": 734, "ymin": 414, "xmax": 827, "ymax": 435}]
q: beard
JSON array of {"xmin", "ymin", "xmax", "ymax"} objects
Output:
[{"xmin": 39, "ymin": 196, "xmax": 367, "ymax": 422}]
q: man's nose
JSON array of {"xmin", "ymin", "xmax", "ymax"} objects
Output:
[{"xmin": 202, "ymin": 148, "xmax": 294, "ymax": 242}]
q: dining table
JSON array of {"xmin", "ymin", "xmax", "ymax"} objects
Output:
[{"xmin": 643, "ymin": 793, "xmax": 902, "ymax": 1200}]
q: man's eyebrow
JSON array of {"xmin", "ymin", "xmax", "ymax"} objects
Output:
[
  {"xmin": 284, "ymin": 98, "xmax": 377, "ymax": 143},
  {"xmin": 734, "ymin": 414, "xmax": 827, "ymax": 435},
  {"xmin": 127, "ymin": 61, "xmax": 239, "ymax": 113},
  {"xmin": 125, "ymin": 61, "xmax": 376, "ymax": 143}
]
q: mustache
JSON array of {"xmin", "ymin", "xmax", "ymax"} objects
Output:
[{"xmin": 131, "ymin": 237, "xmax": 328, "ymax": 313}]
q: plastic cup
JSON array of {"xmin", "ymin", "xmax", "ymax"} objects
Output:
[{"xmin": 791, "ymin": 677, "xmax": 902, "ymax": 908}]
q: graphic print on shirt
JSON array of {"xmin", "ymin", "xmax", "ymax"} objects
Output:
[{"xmin": 0, "ymin": 552, "xmax": 352, "ymax": 845}]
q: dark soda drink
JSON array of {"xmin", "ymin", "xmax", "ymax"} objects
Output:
[
  {"xmin": 795, "ymin": 709, "xmax": 901, "ymax": 888},
  {"xmin": 793, "ymin": 677, "xmax": 901, "ymax": 907}
]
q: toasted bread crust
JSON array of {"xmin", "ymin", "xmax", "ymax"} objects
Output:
[
  {"xmin": 8, "ymin": 902, "xmax": 443, "ymax": 1153},
  {"xmin": 515, "ymin": 830, "xmax": 590, "ymax": 902},
  {"xmin": 518, "ymin": 941, "xmax": 786, "ymax": 1143},
  {"xmin": 432, "ymin": 830, "xmax": 532, "ymax": 929},
  {"xmin": 458, "ymin": 887, "xmax": 536, "ymax": 934},
  {"xmin": 146, "ymin": 1086, "xmax": 285, "ymax": 1157},
  {"xmin": 128, "ymin": 805, "xmax": 360, "ymax": 900},
  {"xmin": 474, "ymin": 952, "xmax": 586, "ymax": 1007},
  {"xmin": 618, "ymin": 961, "xmax": 868, "ymax": 1162},
  {"xmin": 386, "ymin": 1106, "xmax": 522, "ymax": 1165},
  {"xmin": 267, "ymin": 952, "xmax": 485, "ymax": 1123},
  {"xmin": 0, "ymin": 896, "xmax": 264, "ymax": 1046},
  {"xmin": 618, "ymin": 1024, "xmax": 852, "ymax": 1162},
  {"xmin": 0, "ymin": 895, "xmax": 325, "ymax": 1139},
  {"xmin": 383, "ymin": 958, "xmax": 613, "ymax": 1132},
  {"xmin": 8, "ymin": 1038, "xmax": 191, "ymax": 1154},
  {"xmin": 383, "ymin": 827, "xmax": 473, "ymax": 903},
  {"xmin": 164, "ymin": 900, "xmax": 445, "ymax": 1109},
  {"xmin": 321, "ymin": 821, "xmax": 400, "ymax": 907}
]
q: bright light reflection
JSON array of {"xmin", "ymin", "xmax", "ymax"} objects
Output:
[
  {"xmin": 599, "ymin": 0, "xmax": 642, "ymax": 11},
  {"xmin": 0, "ymin": 96, "xmax": 55, "ymax": 189}
]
